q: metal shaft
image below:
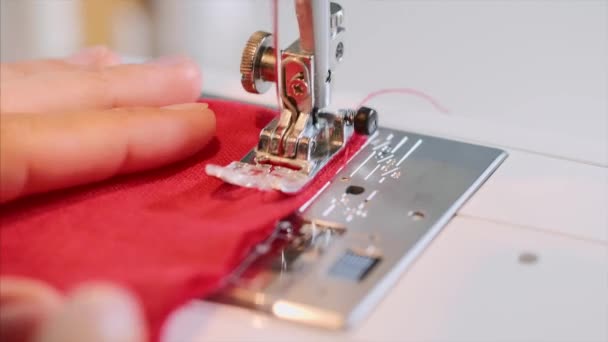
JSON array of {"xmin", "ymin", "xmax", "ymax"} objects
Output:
[
  {"xmin": 295, "ymin": 0, "xmax": 314, "ymax": 53},
  {"xmin": 310, "ymin": 0, "xmax": 331, "ymax": 109}
]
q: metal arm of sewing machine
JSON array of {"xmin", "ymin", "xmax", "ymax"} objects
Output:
[{"xmin": 239, "ymin": 0, "xmax": 379, "ymax": 178}]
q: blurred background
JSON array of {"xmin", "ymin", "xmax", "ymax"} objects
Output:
[
  {"xmin": 1, "ymin": 0, "xmax": 606, "ymax": 165},
  {"xmin": 0, "ymin": 0, "xmax": 272, "ymax": 66}
]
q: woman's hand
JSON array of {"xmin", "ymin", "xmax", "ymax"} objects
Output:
[
  {"xmin": 1, "ymin": 277, "xmax": 147, "ymax": 342},
  {"xmin": 0, "ymin": 46, "xmax": 216, "ymax": 203},
  {"xmin": 0, "ymin": 46, "xmax": 216, "ymax": 341}
]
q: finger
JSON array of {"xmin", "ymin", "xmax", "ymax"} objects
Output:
[
  {"xmin": 0, "ymin": 303, "xmax": 46, "ymax": 342},
  {"xmin": 36, "ymin": 284, "xmax": 146, "ymax": 342},
  {"xmin": 0, "ymin": 277, "xmax": 63, "ymax": 342},
  {"xmin": 1, "ymin": 56, "xmax": 202, "ymax": 113},
  {"xmin": 0, "ymin": 46, "xmax": 121, "ymax": 80},
  {"xmin": 64, "ymin": 46, "xmax": 122, "ymax": 66},
  {"xmin": 0, "ymin": 103, "xmax": 215, "ymax": 203}
]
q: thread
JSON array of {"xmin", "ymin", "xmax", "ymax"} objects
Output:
[
  {"xmin": 270, "ymin": 2, "xmax": 450, "ymax": 115},
  {"xmin": 271, "ymin": 0, "xmax": 280, "ymax": 109},
  {"xmin": 357, "ymin": 88, "xmax": 450, "ymax": 115}
]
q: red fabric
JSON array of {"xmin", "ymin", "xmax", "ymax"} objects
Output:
[{"xmin": 0, "ymin": 99, "xmax": 365, "ymax": 340}]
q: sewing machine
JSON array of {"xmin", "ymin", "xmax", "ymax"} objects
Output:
[
  {"xmin": 204, "ymin": 0, "xmax": 506, "ymax": 329},
  {"xmin": 153, "ymin": 1, "xmax": 606, "ymax": 340}
]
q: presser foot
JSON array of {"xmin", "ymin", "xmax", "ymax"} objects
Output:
[
  {"xmin": 205, "ymin": 107, "xmax": 378, "ymax": 194},
  {"xmin": 205, "ymin": 1, "xmax": 372, "ymax": 194}
]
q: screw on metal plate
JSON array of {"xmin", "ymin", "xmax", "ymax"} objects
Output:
[
  {"xmin": 335, "ymin": 42, "xmax": 344, "ymax": 61},
  {"xmin": 408, "ymin": 210, "xmax": 426, "ymax": 221},
  {"xmin": 518, "ymin": 252, "xmax": 539, "ymax": 265}
]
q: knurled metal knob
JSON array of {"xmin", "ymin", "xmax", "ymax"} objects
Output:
[
  {"xmin": 240, "ymin": 31, "xmax": 276, "ymax": 94},
  {"xmin": 354, "ymin": 107, "xmax": 379, "ymax": 135}
]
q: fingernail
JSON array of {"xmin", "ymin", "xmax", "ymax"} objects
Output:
[
  {"xmin": 163, "ymin": 103, "xmax": 209, "ymax": 111},
  {"xmin": 149, "ymin": 55, "xmax": 193, "ymax": 67}
]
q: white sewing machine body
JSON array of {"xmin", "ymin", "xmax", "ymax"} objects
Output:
[{"xmin": 154, "ymin": 1, "xmax": 606, "ymax": 341}]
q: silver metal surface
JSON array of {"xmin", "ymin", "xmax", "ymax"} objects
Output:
[
  {"xmin": 211, "ymin": 126, "xmax": 507, "ymax": 329},
  {"xmin": 240, "ymin": 31, "xmax": 276, "ymax": 94},
  {"xmin": 311, "ymin": 0, "xmax": 331, "ymax": 108},
  {"xmin": 211, "ymin": 1, "xmax": 354, "ymax": 193}
]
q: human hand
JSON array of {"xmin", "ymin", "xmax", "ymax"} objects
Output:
[
  {"xmin": 0, "ymin": 46, "xmax": 216, "ymax": 203},
  {"xmin": 0, "ymin": 46, "xmax": 215, "ymax": 341},
  {"xmin": 0, "ymin": 277, "xmax": 147, "ymax": 342}
]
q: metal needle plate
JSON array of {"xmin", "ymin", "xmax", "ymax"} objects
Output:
[{"xmin": 211, "ymin": 127, "xmax": 507, "ymax": 329}]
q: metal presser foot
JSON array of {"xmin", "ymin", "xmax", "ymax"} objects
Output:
[{"xmin": 206, "ymin": 1, "xmax": 378, "ymax": 193}]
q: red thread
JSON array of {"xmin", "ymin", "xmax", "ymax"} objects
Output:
[
  {"xmin": 269, "ymin": 2, "xmax": 449, "ymax": 116},
  {"xmin": 357, "ymin": 88, "xmax": 450, "ymax": 115}
]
